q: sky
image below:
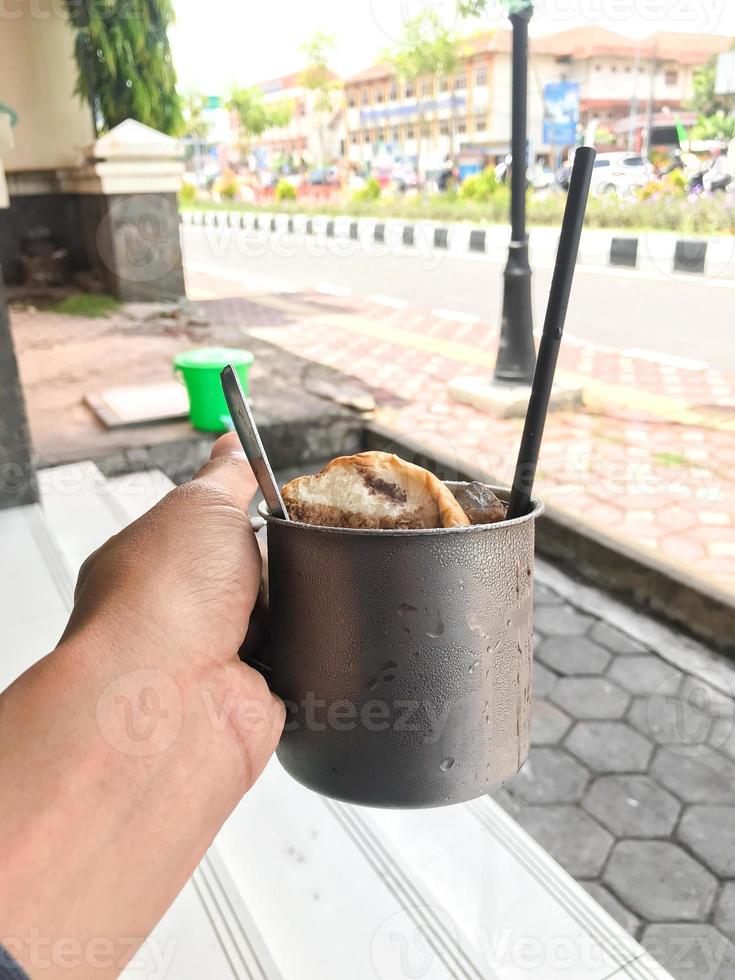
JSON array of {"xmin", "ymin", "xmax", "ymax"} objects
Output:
[{"xmin": 171, "ymin": 0, "xmax": 735, "ymax": 94}]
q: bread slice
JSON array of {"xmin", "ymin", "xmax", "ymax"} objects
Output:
[{"xmin": 281, "ymin": 452, "xmax": 471, "ymax": 529}]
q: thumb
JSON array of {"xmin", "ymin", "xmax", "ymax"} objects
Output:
[{"xmin": 192, "ymin": 432, "xmax": 259, "ymax": 512}]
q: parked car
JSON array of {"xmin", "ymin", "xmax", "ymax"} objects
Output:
[
  {"xmin": 588, "ymin": 152, "xmax": 653, "ymax": 196},
  {"xmin": 308, "ymin": 167, "xmax": 339, "ymax": 186}
]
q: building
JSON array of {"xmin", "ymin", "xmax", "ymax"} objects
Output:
[
  {"xmin": 250, "ymin": 70, "xmax": 344, "ymax": 170},
  {"xmin": 343, "ymin": 27, "xmax": 733, "ymax": 170}
]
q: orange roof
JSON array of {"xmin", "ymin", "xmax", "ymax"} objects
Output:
[
  {"xmin": 258, "ymin": 68, "xmax": 341, "ymax": 93},
  {"xmin": 343, "ymin": 26, "xmax": 732, "ymax": 86}
]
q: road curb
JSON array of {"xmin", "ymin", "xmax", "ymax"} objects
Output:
[
  {"xmin": 363, "ymin": 421, "xmax": 735, "ymax": 659},
  {"xmin": 181, "ymin": 208, "xmax": 735, "ymax": 281}
]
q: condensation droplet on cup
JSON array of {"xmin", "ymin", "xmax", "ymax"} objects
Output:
[
  {"xmin": 440, "ymin": 757, "xmax": 455, "ymax": 772},
  {"xmin": 469, "ymin": 660, "xmax": 479, "ymax": 674},
  {"xmin": 396, "ymin": 603, "xmax": 417, "ymax": 616},
  {"xmin": 426, "ymin": 610, "xmax": 445, "ymax": 638}
]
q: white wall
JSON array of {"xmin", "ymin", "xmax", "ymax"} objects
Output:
[{"xmin": 0, "ymin": 10, "xmax": 95, "ymax": 172}]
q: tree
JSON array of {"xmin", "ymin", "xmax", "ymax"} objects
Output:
[
  {"xmin": 65, "ymin": 0, "xmax": 183, "ymax": 136},
  {"xmin": 226, "ymin": 86, "xmax": 294, "ymax": 156},
  {"xmin": 691, "ymin": 110, "xmax": 735, "ymax": 142},
  {"xmin": 182, "ymin": 92, "xmax": 209, "ymax": 141},
  {"xmin": 386, "ymin": 11, "xmax": 461, "ymax": 177},
  {"xmin": 690, "ymin": 46, "xmax": 735, "ymax": 118},
  {"xmin": 300, "ymin": 30, "xmax": 338, "ymax": 166}
]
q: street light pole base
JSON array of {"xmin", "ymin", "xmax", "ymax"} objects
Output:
[
  {"xmin": 448, "ymin": 375, "xmax": 583, "ymax": 420},
  {"xmin": 494, "ymin": 238, "xmax": 536, "ymax": 386}
]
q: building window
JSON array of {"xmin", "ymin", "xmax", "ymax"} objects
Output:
[
  {"xmin": 665, "ymin": 69, "xmax": 679, "ymax": 85},
  {"xmin": 595, "ymin": 64, "xmax": 602, "ymax": 72},
  {"xmin": 351, "ymin": 133, "xmax": 358, "ymax": 144},
  {"xmin": 377, "ymin": 129, "xmax": 385, "ymax": 141},
  {"xmin": 439, "ymin": 76, "xmax": 449, "ymax": 92},
  {"xmin": 454, "ymin": 73, "xmax": 467, "ymax": 90},
  {"xmin": 389, "ymin": 84, "xmax": 398, "ymax": 100},
  {"xmin": 361, "ymin": 89, "xmax": 369, "ymax": 105},
  {"xmin": 376, "ymin": 88, "xmax": 384, "ymax": 103},
  {"xmin": 405, "ymin": 82, "xmax": 415, "ymax": 98},
  {"xmin": 421, "ymin": 122, "xmax": 431, "ymax": 136},
  {"xmin": 392, "ymin": 127, "xmax": 399, "ymax": 142},
  {"xmin": 421, "ymin": 80, "xmax": 433, "ymax": 97},
  {"xmin": 348, "ymin": 92, "xmax": 356, "ymax": 108},
  {"xmin": 475, "ymin": 66, "xmax": 488, "ymax": 86},
  {"xmin": 475, "ymin": 115, "xmax": 487, "ymax": 132},
  {"xmin": 456, "ymin": 117, "xmax": 467, "ymax": 134},
  {"xmin": 406, "ymin": 125, "xmax": 415, "ymax": 139},
  {"xmin": 611, "ymin": 65, "xmax": 618, "ymax": 73},
  {"xmin": 624, "ymin": 65, "xmax": 631, "ymax": 73},
  {"xmin": 439, "ymin": 119, "xmax": 450, "ymax": 135}
]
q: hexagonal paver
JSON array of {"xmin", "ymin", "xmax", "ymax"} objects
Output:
[
  {"xmin": 607, "ymin": 654, "xmax": 683, "ymax": 696},
  {"xmin": 534, "ymin": 584, "xmax": 563, "ymax": 606},
  {"xmin": 516, "ymin": 805, "xmax": 613, "ymax": 877},
  {"xmin": 628, "ymin": 695, "xmax": 713, "ymax": 753},
  {"xmin": 509, "ymin": 747, "xmax": 589, "ymax": 803},
  {"xmin": 581, "ymin": 882, "xmax": 640, "ymax": 935},
  {"xmin": 715, "ymin": 883, "xmax": 735, "ymax": 944},
  {"xmin": 536, "ymin": 637, "xmax": 611, "ymax": 676},
  {"xmin": 531, "ymin": 699, "xmax": 572, "ymax": 746},
  {"xmin": 551, "ymin": 677, "xmax": 630, "ymax": 720},
  {"xmin": 641, "ymin": 924, "xmax": 735, "ymax": 980},
  {"xmin": 583, "ymin": 775, "xmax": 680, "ymax": 837},
  {"xmin": 565, "ymin": 721, "xmax": 653, "ymax": 773},
  {"xmin": 532, "ymin": 660, "xmax": 557, "ymax": 699},
  {"xmin": 651, "ymin": 746, "xmax": 735, "ymax": 804},
  {"xmin": 534, "ymin": 605, "xmax": 594, "ymax": 637},
  {"xmin": 604, "ymin": 841, "xmax": 717, "ymax": 921},
  {"xmin": 680, "ymin": 675, "xmax": 735, "ymax": 719},
  {"xmin": 588, "ymin": 620, "xmax": 648, "ymax": 655},
  {"xmin": 678, "ymin": 806, "xmax": 735, "ymax": 876}
]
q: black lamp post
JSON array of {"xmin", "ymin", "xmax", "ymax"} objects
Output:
[{"xmin": 494, "ymin": 1, "xmax": 536, "ymax": 385}]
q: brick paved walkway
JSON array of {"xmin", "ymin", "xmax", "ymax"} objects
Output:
[
  {"xmin": 188, "ymin": 271, "xmax": 735, "ymax": 599},
  {"xmin": 514, "ymin": 573, "xmax": 735, "ymax": 979}
]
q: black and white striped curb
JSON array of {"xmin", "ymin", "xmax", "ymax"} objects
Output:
[{"xmin": 181, "ymin": 209, "xmax": 735, "ymax": 281}]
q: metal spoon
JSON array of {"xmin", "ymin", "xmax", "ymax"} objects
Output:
[{"xmin": 220, "ymin": 364, "xmax": 289, "ymax": 521}]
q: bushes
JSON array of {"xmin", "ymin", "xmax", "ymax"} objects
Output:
[
  {"xmin": 179, "ymin": 182, "xmax": 197, "ymax": 205},
  {"xmin": 459, "ymin": 167, "xmax": 499, "ymax": 202},
  {"xmin": 214, "ymin": 170, "xmax": 239, "ymax": 200},
  {"xmin": 275, "ymin": 179, "xmax": 297, "ymax": 202},
  {"xmin": 351, "ymin": 176, "xmax": 381, "ymax": 203}
]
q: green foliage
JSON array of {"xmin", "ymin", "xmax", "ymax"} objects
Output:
[
  {"xmin": 51, "ymin": 293, "xmax": 120, "ymax": 318},
  {"xmin": 300, "ymin": 30, "xmax": 337, "ymax": 165},
  {"xmin": 182, "ymin": 91, "xmax": 209, "ymax": 140},
  {"xmin": 179, "ymin": 182, "xmax": 197, "ymax": 205},
  {"xmin": 214, "ymin": 171, "xmax": 239, "ymax": 200},
  {"xmin": 458, "ymin": 0, "xmax": 531, "ymax": 14},
  {"xmin": 691, "ymin": 110, "xmax": 735, "ymax": 142},
  {"xmin": 351, "ymin": 177, "xmax": 381, "ymax": 203},
  {"xmin": 459, "ymin": 167, "xmax": 499, "ymax": 201},
  {"xmin": 275, "ymin": 179, "xmax": 297, "ymax": 202},
  {"xmin": 226, "ymin": 86, "xmax": 294, "ymax": 151},
  {"xmin": 387, "ymin": 11, "xmax": 460, "ymax": 84},
  {"xmin": 690, "ymin": 46, "xmax": 735, "ymax": 117},
  {"xmin": 64, "ymin": 0, "xmax": 183, "ymax": 135}
]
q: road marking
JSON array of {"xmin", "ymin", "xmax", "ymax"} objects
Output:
[
  {"xmin": 314, "ymin": 282, "xmax": 352, "ymax": 297},
  {"xmin": 620, "ymin": 348, "xmax": 709, "ymax": 372},
  {"xmin": 368, "ymin": 294, "xmax": 408, "ymax": 309},
  {"xmin": 314, "ymin": 312, "xmax": 735, "ymax": 432},
  {"xmin": 432, "ymin": 308, "xmax": 481, "ymax": 325}
]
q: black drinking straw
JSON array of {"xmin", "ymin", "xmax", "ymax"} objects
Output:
[{"xmin": 506, "ymin": 146, "xmax": 596, "ymax": 521}]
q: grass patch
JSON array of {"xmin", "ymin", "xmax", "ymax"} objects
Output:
[
  {"xmin": 653, "ymin": 451, "xmax": 692, "ymax": 467},
  {"xmin": 182, "ymin": 191, "xmax": 735, "ymax": 236},
  {"xmin": 50, "ymin": 293, "xmax": 121, "ymax": 318}
]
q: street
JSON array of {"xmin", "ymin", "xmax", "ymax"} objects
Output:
[{"xmin": 182, "ymin": 223, "xmax": 735, "ymax": 371}]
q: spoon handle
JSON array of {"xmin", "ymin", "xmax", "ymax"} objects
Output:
[{"xmin": 220, "ymin": 365, "xmax": 289, "ymax": 521}]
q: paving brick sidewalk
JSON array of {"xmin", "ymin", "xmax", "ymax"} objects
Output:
[{"xmin": 187, "ymin": 271, "xmax": 735, "ymax": 599}]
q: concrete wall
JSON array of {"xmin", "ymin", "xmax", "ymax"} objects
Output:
[{"xmin": 0, "ymin": 9, "xmax": 95, "ymax": 172}]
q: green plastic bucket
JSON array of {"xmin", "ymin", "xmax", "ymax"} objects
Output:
[{"xmin": 174, "ymin": 347, "xmax": 254, "ymax": 432}]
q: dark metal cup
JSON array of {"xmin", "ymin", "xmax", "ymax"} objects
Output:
[{"xmin": 260, "ymin": 484, "xmax": 544, "ymax": 809}]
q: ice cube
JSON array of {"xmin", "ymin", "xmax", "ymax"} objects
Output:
[{"xmin": 454, "ymin": 482, "xmax": 506, "ymax": 525}]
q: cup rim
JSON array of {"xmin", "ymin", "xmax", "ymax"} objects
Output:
[{"xmin": 258, "ymin": 482, "xmax": 544, "ymax": 536}]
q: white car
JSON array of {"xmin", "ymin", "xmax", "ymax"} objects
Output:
[{"xmin": 588, "ymin": 152, "xmax": 653, "ymax": 196}]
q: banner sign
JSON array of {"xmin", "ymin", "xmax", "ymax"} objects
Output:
[{"xmin": 543, "ymin": 81, "xmax": 580, "ymax": 145}]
